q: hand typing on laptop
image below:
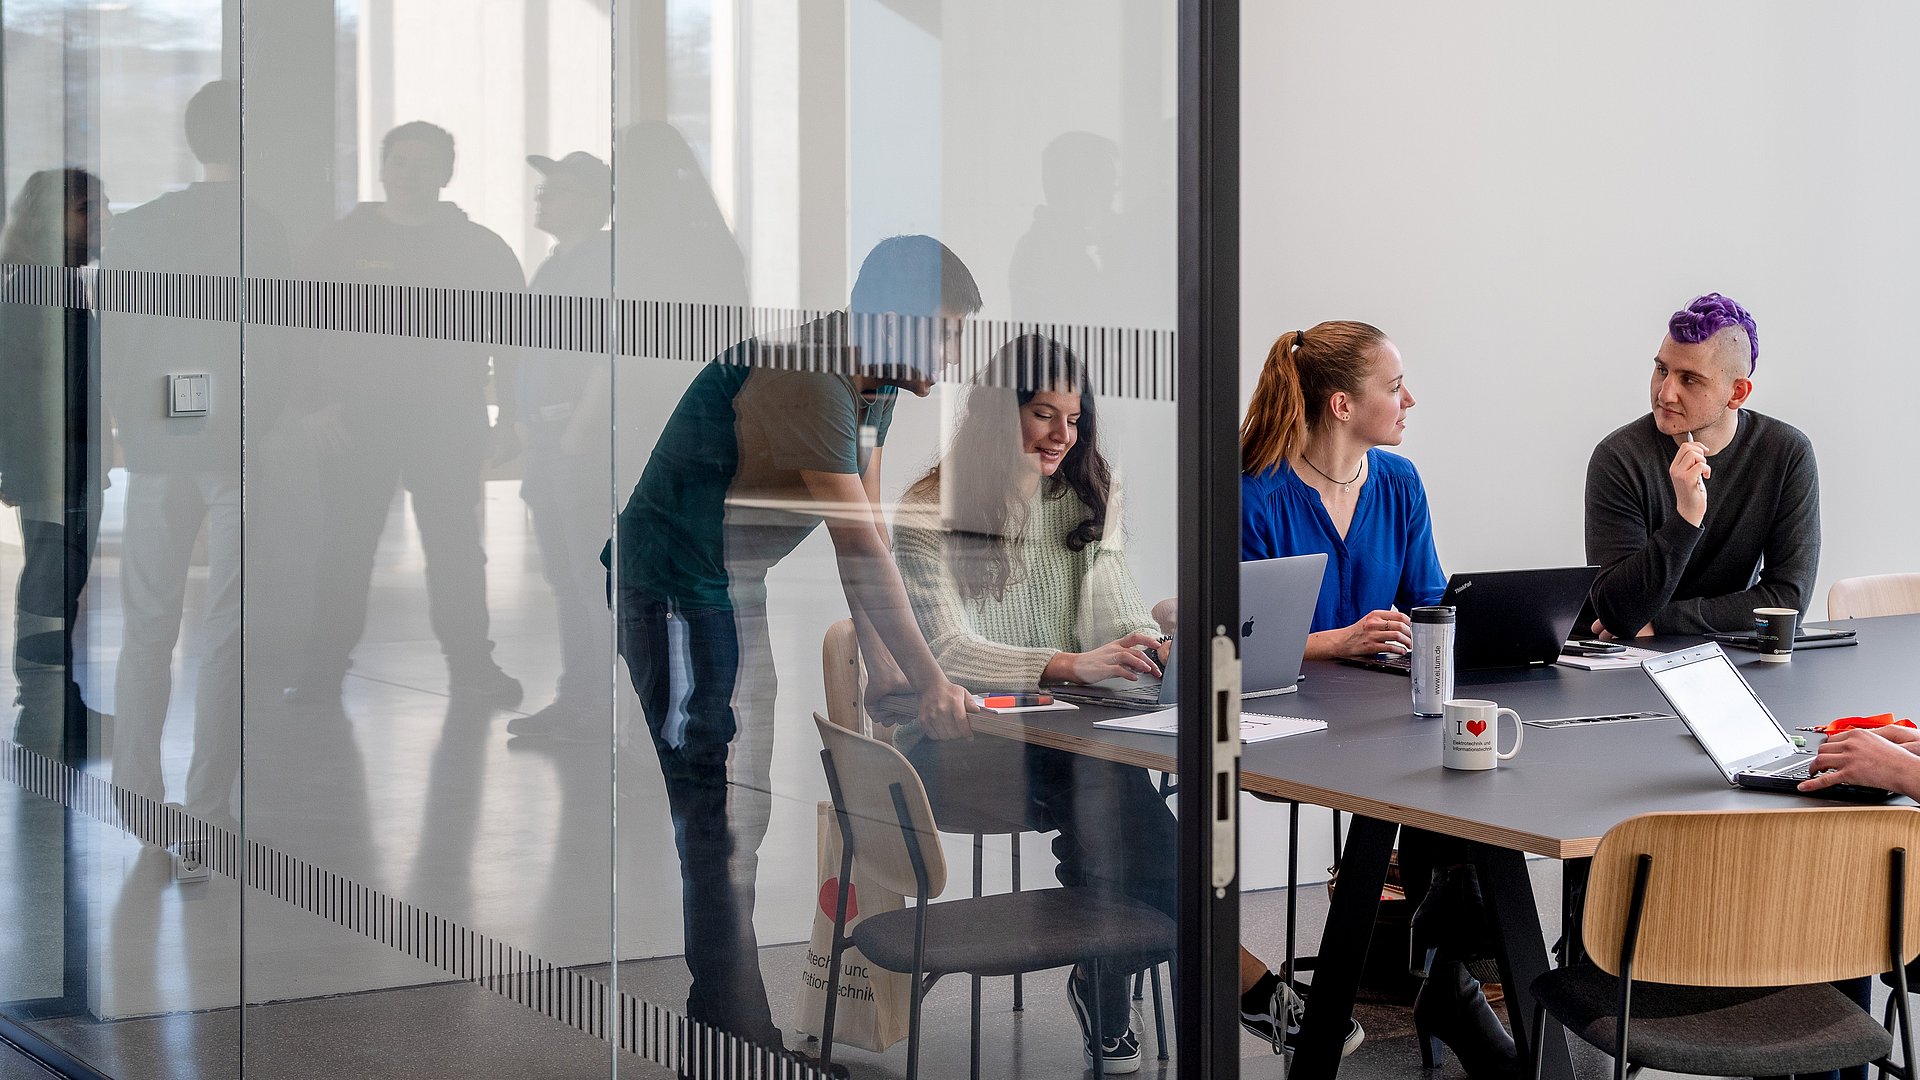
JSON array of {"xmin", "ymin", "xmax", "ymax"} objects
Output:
[
  {"xmin": 1801, "ymin": 726, "xmax": 1920, "ymax": 798},
  {"xmin": 1041, "ymin": 631, "xmax": 1165, "ymax": 685}
]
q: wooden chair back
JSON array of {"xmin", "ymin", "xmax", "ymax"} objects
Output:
[
  {"xmin": 822, "ymin": 618, "xmax": 888, "ymax": 741},
  {"xmin": 1828, "ymin": 573, "xmax": 1920, "ymax": 620},
  {"xmin": 815, "ymin": 713, "xmax": 948, "ymax": 899},
  {"xmin": 1583, "ymin": 808, "xmax": 1920, "ymax": 986}
]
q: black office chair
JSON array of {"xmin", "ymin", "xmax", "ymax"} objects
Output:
[
  {"xmin": 814, "ymin": 714, "xmax": 1175, "ymax": 1080},
  {"xmin": 1878, "ymin": 958, "xmax": 1920, "ymax": 1079},
  {"xmin": 821, "ymin": 620, "xmax": 1167, "ymax": 1062},
  {"xmin": 1528, "ymin": 808, "xmax": 1920, "ymax": 1080}
]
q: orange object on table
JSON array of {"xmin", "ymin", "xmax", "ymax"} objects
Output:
[{"xmin": 1809, "ymin": 713, "xmax": 1916, "ymax": 736}]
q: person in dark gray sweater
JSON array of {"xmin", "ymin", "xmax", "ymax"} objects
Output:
[{"xmin": 1584, "ymin": 293, "xmax": 1819, "ymax": 637}]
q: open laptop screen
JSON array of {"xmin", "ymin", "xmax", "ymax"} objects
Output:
[{"xmin": 1644, "ymin": 645, "xmax": 1796, "ymax": 776}]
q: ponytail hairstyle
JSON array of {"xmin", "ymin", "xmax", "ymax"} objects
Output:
[
  {"xmin": 1240, "ymin": 320, "xmax": 1388, "ymax": 475},
  {"xmin": 907, "ymin": 334, "xmax": 1110, "ymax": 601}
]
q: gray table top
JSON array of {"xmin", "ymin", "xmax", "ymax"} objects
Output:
[{"xmin": 935, "ymin": 614, "xmax": 1920, "ymax": 858}]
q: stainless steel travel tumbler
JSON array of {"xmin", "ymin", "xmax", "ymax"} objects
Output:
[{"xmin": 1410, "ymin": 605, "xmax": 1456, "ymax": 717}]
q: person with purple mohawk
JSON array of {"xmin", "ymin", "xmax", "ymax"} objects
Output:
[{"xmin": 1583, "ymin": 292, "xmax": 1819, "ymax": 637}]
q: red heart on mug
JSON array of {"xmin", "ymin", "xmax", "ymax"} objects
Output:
[{"xmin": 1466, "ymin": 720, "xmax": 1487, "ymax": 737}]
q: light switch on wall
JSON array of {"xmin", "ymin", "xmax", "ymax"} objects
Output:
[{"xmin": 166, "ymin": 373, "xmax": 209, "ymax": 417}]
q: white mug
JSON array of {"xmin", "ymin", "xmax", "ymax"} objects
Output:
[{"xmin": 1441, "ymin": 698, "xmax": 1523, "ymax": 771}]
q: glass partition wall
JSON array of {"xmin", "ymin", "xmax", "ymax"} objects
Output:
[{"xmin": 0, "ymin": 2, "xmax": 1200, "ymax": 1077}]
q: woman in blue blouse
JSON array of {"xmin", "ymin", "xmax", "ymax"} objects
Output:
[
  {"xmin": 1241, "ymin": 322, "xmax": 1518, "ymax": 1079},
  {"xmin": 1240, "ymin": 321, "xmax": 1445, "ymax": 660}
]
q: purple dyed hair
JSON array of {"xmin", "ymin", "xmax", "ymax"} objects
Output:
[{"xmin": 1668, "ymin": 292, "xmax": 1758, "ymax": 375}]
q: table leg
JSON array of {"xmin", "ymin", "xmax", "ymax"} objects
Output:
[
  {"xmin": 1472, "ymin": 846, "xmax": 1572, "ymax": 1080},
  {"xmin": 1290, "ymin": 813, "xmax": 1396, "ymax": 1080},
  {"xmin": 1560, "ymin": 857, "xmax": 1591, "ymax": 968}
]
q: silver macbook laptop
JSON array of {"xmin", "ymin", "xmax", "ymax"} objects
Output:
[
  {"xmin": 1642, "ymin": 643, "xmax": 1895, "ymax": 802},
  {"xmin": 1053, "ymin": 553, "xmax": 1327, "ymax": 710}
]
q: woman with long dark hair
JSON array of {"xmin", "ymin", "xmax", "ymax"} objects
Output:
[
  {"xmin": 893, "ymin": 334, "xmax": 1359, "ymax": 1071},
  {"xmin": 0, "ymin": 167, "xmax": 110, "ymax": 753}
]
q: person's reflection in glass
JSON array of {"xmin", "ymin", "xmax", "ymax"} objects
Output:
[
  {"xmin": 501, "ymin": 151, "xmax": 613, "ymax": 738},
  {"xmin": 602, "ymin": 236, "xmax": 980, "ymax": 1050},
  {"xmin": 104, "ymin": 81, "xmax": 289, "ymax": 830},
  {"xmin": 281, "ymin": 122, "xmax": 525, "ymax": 707},
  {"xmin": 1008, "ymin": 131, "xmax": 1120, "ymax": 324},
  {"xmin": 612, "ymin": 120, "xmax": 749, "ymax": 308},
  {"xmin": 0, "ymin": 168, "xmax": 110, "ymax": 758}
]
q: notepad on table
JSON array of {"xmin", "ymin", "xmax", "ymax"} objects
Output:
[{"xmin": 1092, "ymin": 709, "xmax": 1327, "ymax": 743}]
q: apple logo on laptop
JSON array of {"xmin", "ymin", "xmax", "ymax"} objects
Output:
[{"xmin": 1241, "ymin": 617, "xmax": 1256, "ymax": 638}]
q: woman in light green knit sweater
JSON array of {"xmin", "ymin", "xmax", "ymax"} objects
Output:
[{"xmin": 891, "ymin": 335, "xmax": 1350, "ymax": 1069}]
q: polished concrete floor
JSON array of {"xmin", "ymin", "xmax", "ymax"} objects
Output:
[{"xmin": 1, "ymin": 869, "xmax": 1806, "ymax": 1079}]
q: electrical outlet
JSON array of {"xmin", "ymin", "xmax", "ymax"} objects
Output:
[{"xmin": 172, "ymin": 839, "xmax": 210, "ymax": 883}]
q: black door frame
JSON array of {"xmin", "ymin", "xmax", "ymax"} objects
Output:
[{"xmin": 1175, "ymin": 0, "xmax": 1242, "ymax": 1077}]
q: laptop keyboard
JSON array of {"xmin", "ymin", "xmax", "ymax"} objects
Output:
[{"xmin": 1764, "ymin": 759, "xmax": 1814, "ymax": 781}]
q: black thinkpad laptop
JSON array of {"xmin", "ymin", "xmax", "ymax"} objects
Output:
[
  {"xmin": 1642, "ymin": 643, "xmax": 1896, "ymax": 802},
  {"xmin": 1342, "ymin": 565, "xmax": 1601, "ymax": 675}
]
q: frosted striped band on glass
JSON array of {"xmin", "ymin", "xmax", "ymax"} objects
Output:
[{"xmin": 0, "ymin": 263, "xmax": 1177, "ymax": 400}]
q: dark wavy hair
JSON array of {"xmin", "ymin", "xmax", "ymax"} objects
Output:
[{"xmin": 907, "ymin": 335, "xmax": 1110, "ymax": 601}]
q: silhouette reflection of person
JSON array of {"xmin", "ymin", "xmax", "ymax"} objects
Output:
[
  {"xmin": 613, "ymin": 120, "xmax": 749, "ymax": 308},
  {"xmin": 504, "ymin": 151, "xmax": 614, "ymax": 738},
  {"xmin": 104, "ymin": 81, "xmax": 289, "ymax": 827},
  {"xmin": 510, "ymin": 121, "xmax": 754, "ymax": 744},
  {"xmin": 1, "ymin": 168, "xmax": 110, "ymax": 758},
  {"xmin": 282, "ymin": 121, "xmax": 524, "ymax": 707},
  {"xmin": 606, "ymin": 236, "xmax": 979, "ymax": 1050},
  {"xmin": 1009, "ymin": 131, "xmax": 1120, "ymax": 324}
]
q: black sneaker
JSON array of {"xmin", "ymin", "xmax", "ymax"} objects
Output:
[
  {"xmin": 505, "ymin": 702, "xmax": 602, "ymax": 743},
  {"xmin": 450, "ymin": 661, "xmax": 523, "ymax": 707},
  {"xmin": 1067, "ymin": 969, "xmax": 1142, "ymax": 1074},
  {"xmin": 1240, "ymin": 975, "xmax": 1364, "ymax": 1058}
]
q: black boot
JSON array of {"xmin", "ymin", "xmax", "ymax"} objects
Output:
[
  {"xmin": 1410, "ymin": 865, "xmax": 1496, "ymax": 976},
  {"xmin": 1412, "ymin": 959, "xmax": 1518, "ymax": 1079}
]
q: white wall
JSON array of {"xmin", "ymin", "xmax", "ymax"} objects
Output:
[{"xmin": 1243, "ymin": 1, "xmax": 1920, "ymax": 605}]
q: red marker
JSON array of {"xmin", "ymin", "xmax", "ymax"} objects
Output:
[{"xmin": 979, "ymin": 693, "xmax": 1052, "ymax": 709}]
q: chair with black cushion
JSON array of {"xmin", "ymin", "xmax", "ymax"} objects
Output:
[
  {"xmin": 814, "ymin": 713, "xmax": 1175, "ymax": 1080},
  {"xmin": 821, "ymin": 622, "xmax": 1033, "ymax": 1023},
  {"xmin": 1882, "ymin": 958, "xmax": 1920, "ymax": 1079},
  {"xmin": 820, "ymin": 619, "xmax": 1168, "ymax": 1066},
  {"xmin": 1528, "ymin": 807, "xmax": 1920, "ymax": 1080}
]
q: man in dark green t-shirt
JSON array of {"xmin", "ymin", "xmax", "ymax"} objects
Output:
[{"xmin": 587, "ymin": 236, "xmax": 980, "ymax": 1047}]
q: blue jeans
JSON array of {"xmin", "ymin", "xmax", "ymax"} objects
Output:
[{"xmin": 617, "ymin": 585, "xmax": 779, "ymax": 1046}]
